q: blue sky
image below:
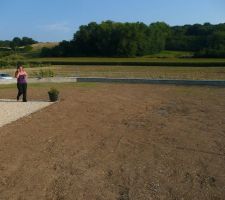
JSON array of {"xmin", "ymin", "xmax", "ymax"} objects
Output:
[{"xmin": 0, "ymin": 0, "xmax": 225, "ymax": 42}]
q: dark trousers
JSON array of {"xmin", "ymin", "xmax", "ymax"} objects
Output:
[{"xmin": 17, "ymin": 83, "xmax": 27, "ymax": 102}]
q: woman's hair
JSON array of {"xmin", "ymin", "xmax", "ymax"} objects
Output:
[{"xmin": 17, "ymin": 65, "xmax": 23, "ymax": 70}]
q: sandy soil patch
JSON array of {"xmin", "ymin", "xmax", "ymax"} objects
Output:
[{"xmin": 0, "ymin": 99, "xmax": 53, "ymax": 127}]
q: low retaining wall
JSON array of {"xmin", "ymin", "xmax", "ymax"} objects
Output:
[{"xmin": 77, "ymin": 77, "xmax": 225, "ymax": 86}]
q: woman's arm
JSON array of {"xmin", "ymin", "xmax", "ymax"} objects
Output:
[
  {"xmin": 24, "ymin": 71, "xmax": 28, "ymax": 78},
  {"xmin": 15, "ymin": 70, "xmax": 19, "ymax": 78}
]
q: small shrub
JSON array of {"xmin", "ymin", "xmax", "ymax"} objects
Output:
[
  {"xmin": 48, "ymin": 88, "xmax": 59, "ymax": 95},
  {"xmin": 48, "ymin": 88, "xmax": 59, "ymax": 102}
]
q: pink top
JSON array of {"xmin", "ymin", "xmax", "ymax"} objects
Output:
[{"xmin": 17, "ymin": 74, "xmax": 27, "ymax": 84}]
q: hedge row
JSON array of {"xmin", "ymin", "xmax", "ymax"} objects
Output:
[
  {"xmin": 0, "ymin": 60, "xmax": 44, "ymax": 68},
  {"xmin": 31, "ymin": 61, "xmax": 225, "ymax": 67},
  {"xmin": 1, "ymin": 60, "xmax": 225, "ymax": 68}
]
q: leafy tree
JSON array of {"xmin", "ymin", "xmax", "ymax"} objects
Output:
[
  {"xmin": 10, "ymin": 37, "xmax": 22, "ymax": 49},
  {"xmin": 0, "ymin": 40, "xmax": 11, "ymax": 47},
  {"xmin": 21, "ymin": 37, "xmax": 37, "ymax": 46},
  {"xmin": 40, "ymin": 21, "xmax": 225, "ymax": 58}
]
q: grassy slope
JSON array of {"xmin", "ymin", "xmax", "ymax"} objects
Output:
[{"xmin": 31, "ymin": 42, "xmax": 59, "ymax": 51}]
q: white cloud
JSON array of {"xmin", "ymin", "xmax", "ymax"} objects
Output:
[{"xmin": 38, "ymin": 22, "xmax": 71, "ymax": 32}]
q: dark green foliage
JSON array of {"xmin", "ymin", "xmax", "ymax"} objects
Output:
[
  {"xmin": 0, "ymin": 40, "xmax": 11, "ymax": 47},
  {"xmin": 41, "ymin": 21, "xmax": 170, "ymax": 57},
  {"xmin": 166, "ymin": 23, "xmax": 225, "ymax": 57},
  {"xmin": 41, "ymin": 21, "xmax": 225, "ymax": 58},
  {"xmin": 23, "ymin": 45, "xmax": 33, "ymax": 52},
  {"xmin": 0, "ymin": 37, "xmax": 37, "ymax": 49},
  {"xmin": 20, "ymin": 37, "xmax": 37, "ymax": 46},
  {"xmin": 194, "ymin": 49, "xmax": 225, "ymax": 58},
  {"xmin": 48, "ymin": 88, "xmax": 59, "ymax": 102}
]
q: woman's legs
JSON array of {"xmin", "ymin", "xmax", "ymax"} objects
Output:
[
  {"xmin": 17, "ymin": 83, "xmax": 23, "ymax": 101},
  {"xmin": 22, "ymin": 83, "xmax": 27, "ymax": 102},
  {"xmin": 17, "ymin": 83, "xmax": 27, "ymax": 102}
]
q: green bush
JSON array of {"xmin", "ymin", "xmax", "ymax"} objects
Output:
[
  {"xmin": 48, "ymin": 88, "xmax": 59, "ymax": 102},
  {"xmin": 48, "ymin": 88, "xmax": 59, "ymax": 95}
]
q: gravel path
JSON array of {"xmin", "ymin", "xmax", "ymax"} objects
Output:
[{"xmin": 0, "ymin": 99, "xmax": 53, "ymax": 127}]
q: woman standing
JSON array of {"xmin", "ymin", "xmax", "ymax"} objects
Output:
[{"xmin": 15, "ymin": 65, "xmax": 28, "ymax": 102}]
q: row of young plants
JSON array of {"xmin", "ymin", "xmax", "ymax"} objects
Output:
[
  {"xmin": 1, "ymin": 59, "xmax": 225, "ymax": 68},
  {"xmin": 27, "ymin": 60, "xmax": 225, "ymax": 67}
]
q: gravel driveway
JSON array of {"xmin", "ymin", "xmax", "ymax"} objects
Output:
[{"xmin": 0, "ymin": 99, "xmax": 53, "ymax": 127}]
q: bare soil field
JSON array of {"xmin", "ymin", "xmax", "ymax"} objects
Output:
[{"xmin": 0, "ymin": 83, "xmax": 225, "ymax": 200}]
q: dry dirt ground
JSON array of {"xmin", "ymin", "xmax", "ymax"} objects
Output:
[{"xmin": 0, "ymin": 83, "xmax": 225, "ymax": 200}]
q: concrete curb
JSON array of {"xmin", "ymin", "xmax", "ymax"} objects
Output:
[
  {"xmin": 28, "ymin": 77, "xmax": 77, "ymax": 83},
  {"xmin": 77, "ymin": 77, "xmax": 225, "ymax": 86}
]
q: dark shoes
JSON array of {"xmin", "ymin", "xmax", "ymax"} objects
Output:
[{"xmin": 16, "ymin": 97, "xmax": 27, "ymax": 102}]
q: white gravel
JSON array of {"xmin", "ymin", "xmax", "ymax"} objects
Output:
[{"xmin": 0, "ymin": 99, "xmax": 53, "ymax": 128}]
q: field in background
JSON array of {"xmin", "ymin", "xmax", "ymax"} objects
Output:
[
  {"xmin": 1, "ymin": 65, "xmax": 225, "ymax": 80},
  {"xmin": 1, "ymin": 49, "xmax": 225, "ymax": 67},
  {"xmin": 1, "ymin": 48, "xmax": 225, "ymax": 80}
]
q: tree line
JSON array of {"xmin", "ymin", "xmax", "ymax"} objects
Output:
[
  {"xmin": 166, "ymin": 23, "xmax": 225, "ymax": 58},
  {"xmin": 1, "ymin": 21, "xmax": 225, "ymax": 58},
  {"xmin": 41, "ymin": 21, "xmax": 171, "ymax": 57},
  {"xmin": 0, "ymin": 37, "xmax": 37, "ymax": 50},
  {"xmin": 41, "ymin": 21, "xmax": 225, "ymax": 58}
]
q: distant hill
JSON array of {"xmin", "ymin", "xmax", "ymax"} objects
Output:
[{"xmin": 31, "ymin": 42, "xmax": 59, "ymax": 51}]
